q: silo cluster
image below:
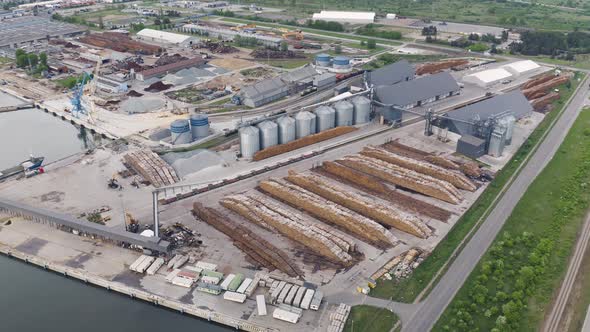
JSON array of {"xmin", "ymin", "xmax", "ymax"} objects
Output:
[
  {"xmin": 239, "ymin": 126, "xmax": 261, "ymax": 159},
  {"xmin": 190, "ymin": 113, "xmax": 210, "ymax": 140},
  {"xmin": 314, "ymin": 54, "xmax": 352, "ymax": 72},
  {"xmin": 277, "ymin": 116, "xmax": 296, "ymax": 144},
  {"xmin": 170, "ymin": 113, "xmax": 210, "ymax": 145},
  {"xmin": 257, "ymin": 121, "xmax": 279, "ymax": 149}
]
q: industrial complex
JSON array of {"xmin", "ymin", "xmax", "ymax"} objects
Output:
[{"xmin": 0, "ymin": 2, "xmax": 584, "ymax": 332}]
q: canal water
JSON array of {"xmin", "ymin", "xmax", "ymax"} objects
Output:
[{"xmin": 0, "ymin": 92, "xmax": 230, "ymax": 331}]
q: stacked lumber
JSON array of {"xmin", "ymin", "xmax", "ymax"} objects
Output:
[
  {"xmin": 522, "ymin": 74, "xmax": 555, "ymax": 90},
  {"xmin": 415, "ymin": 59, "xmax": 469, "ymax": 75},
  {"xmin": 382, "ymin": 141, "xmax": 460, "ymax": 170},
  {"xmin": 124, "ymin": 150, "xmax": 179, "ymax": 187},
  {"xmin": 253, "ymin": 126, "xmax": 357, "ymax": 161},
  {"xmin": 259, "ymin": 178, "xmax": 398, "ymax": 247},
  {"xmin": 285, "ymin": 171, "xmax": 430, "ymax": 238},
  {"xmin": 220, "ymin": 194, "xmax": 355, "ymax": 265},
  {"xmin": 531, "ymin": 92, "xmax": 560, "ymax": 110},
  {"xmin": 362, "ymin": 146, "xmax": 476, "ymax": 191},
  {"xmin": 320, "ymin": 162, "xmax": 452, "ymax": 221},
  {"xmin": 339, "ymin": 155, "xmax": 463, "ymax": 204},
  {"xmin": 79, "ymin": 32, "xmax": 161, "ymax": 55},
  {"xmin": 192, "ymin": 203, "xmax": 303, "ymax": 277},
  {"xmin": 522, "ymin": 75, "xmax": 569, "ymax": 99}
]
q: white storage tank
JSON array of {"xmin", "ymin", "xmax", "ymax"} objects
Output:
[
  {"xmin": 190, "ymin": 113, "xmax": 210, "ymax": 139},
  {"xmin": 257, "ymin": 121, "xmax": 279, "ymax": 149},
  {"xmin": 352, "ymin": 95, "xmax": 371, "ymax": 124},
  {"xmin": 333, "ymin": 56, "xmax": 351, "ymax": 71},
  {"xmin": 333, "ymin": 100, "xmax": 354, "ymax": 127},
  {"xmin": 315, "ymin": 105, "xmax": 336, "ymax": 132},
  {"xmin": 277, "ymin": 116, "xmax": 296, "ymax": 144},
  {"xmin": 315, "ymin": 53, "xmax": 331, "ymax": 67},
  {"xmin": 170, "ymin": 119, "xmax": 192, "ymax": 145},
  {"xmin": 239, "ymin": 126, "xmax": 261, "ymax": 158},
  {"xmin": 295, "ymin": 111, "xmax": 317, "ymax": 139}
]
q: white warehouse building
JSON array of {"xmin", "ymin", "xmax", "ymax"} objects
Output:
[
  {"xmin": 136, "ymin": 28, "xmax": 199, "ymax": 47},
  {"xmin": 311, "ymin": 11, "xmax": 375, "ymax": 24},
  {"xmin": 502, "ymin": 60, "xmax": 541, "ymax": 77},
  {"xmin": 463, "ymin": 68, "xmax": 513, "ymax": 87}
]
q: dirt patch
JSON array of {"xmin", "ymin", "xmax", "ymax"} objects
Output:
[
  {"xmin": 64, "ymin": 252, "xmax": 92, "ymax": 269},
  {"xmin": 208, "ymin": 57, "xmax": 254, "ymax": 70},
  {"xmin": 38, "ymin": 191, "xmax": 65, "ymax": 203},
  {"xmin": 14, "ymin": 238, "xmax": 49, "ymax": 255}
]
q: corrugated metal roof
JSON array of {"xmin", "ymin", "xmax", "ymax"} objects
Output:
[
  {"xmin": 312, "ymin": 11, "xmax": 375, "ymax": 21},
  {"xmin": 445, "ymin": 90, "xmax": 532, "ymax": 135},
  {"xmin": 137, "ymin": 28, "xmax": 193, "ymax": 44},
  {"xmin": 374, "ymin": 72, "xmax": 459, "ymax": 107},
  {"xmin": 464, "ymin": 68, "xmax": 512, "ymax": 84},
  {"xmin": 242, "ymin": 77, "xmax": 288, "ymax": 102},
  {"xmin": 502, "ymin": 60, "xmax": 540, "ymax": 74},
  {"xmin": 367, "ymin": 60, "xmax": 415, "ymax": 87},
  {"xmin": 280, "ymin": 66, "xmax": 318, "ymax": 83},
  {"xmin": 139, "ymin": 58, "xmax": 205, "ymax": 78}
]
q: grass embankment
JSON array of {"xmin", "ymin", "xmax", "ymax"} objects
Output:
[
  {"xmin": 435, "ymin": 106, "xmax": 590, "ymax": 331},
  {"xmin": 369, "ymin": 73, "xmax": 583, "ymax": 303},
  {"xmin": 562, "ymin": 243, "xmax": 590, "ymax": 332},
  {"xmin": 343, "ymin": 305, "xmax": 398, "ymax": 332}
]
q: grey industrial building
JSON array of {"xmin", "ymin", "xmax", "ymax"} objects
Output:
[
  {"xmin": 373, "ymin": 72, "xmax": 460, "ymax": 122},
  {"xmin": 444, "ymin": 90, "xmax": 533, "ymax": 136},
  {"xmin": 0, "ymin": 16, "xmax": 87, "ymax": 48},
  {"xmin": 366, "ymin": 59, "xmax": 415, "ymax": 87},
  {"xmin": 181, "ymin": 24, "xmax": 282, "ymax": 48}
]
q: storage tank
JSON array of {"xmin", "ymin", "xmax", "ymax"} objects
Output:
[
  {"xmin": 333, "ymin": 56, "xmax": 351, "ymax": 70},
  {"xmin": 257, "ymin": 120, "xmax": 278, "ymax": 149},
  {"xmin": 295, "ymin": 111, "xmax": 317, "ymax": 138},
  {"xmin": 315, "ymin": 53, "xmax": 331, "ymax": 67},
  {"xmin": 352, "ymin": 96, "xmax": 371, "ymax": 124},
  {"xmin": 315, "ymin": 105, "xmax": 336, "ymax": 132},
  {"xmin": 170, "ymin": 119, "xmax": 192, "ymax": 145},
  {"xmin": 334, "ymin": 100, "xmax": 354, "ymax": 127},
  {"xmin": 190, "ymin": 113, "xmax": 210, "ymax": 139},
  {"xmin": 277, "ymin": 116, "xmax": 296, "ymax": 144},
  {"xmin": 239, "ymin": 126, "xmax": 260, "ymax": 158}
]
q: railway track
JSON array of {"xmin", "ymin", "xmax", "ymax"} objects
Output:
[{"xmin": 543, "ymin": 211, "xmax": 590, "ymax": 332}]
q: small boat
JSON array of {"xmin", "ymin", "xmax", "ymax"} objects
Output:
[{"xmin": 0, "ymin": 155, "xmax": 45, "ymax": 181}]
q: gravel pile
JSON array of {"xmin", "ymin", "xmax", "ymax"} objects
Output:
[{"xmin": 162, "ymin": 149, "xmax": 223, "ymax": 178}]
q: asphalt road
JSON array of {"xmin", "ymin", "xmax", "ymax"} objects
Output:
[{"xmin": 402, "ymin": 77, "xmax": 590, "ymax": 332}]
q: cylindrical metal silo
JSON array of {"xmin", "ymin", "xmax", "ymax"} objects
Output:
[
  {"xmin": 333, "ymin": 100, "xmax": 354, "ymax": 127},
  {"xmin": 295, "ymin": 111, "xmax": 317, "ymax": 139},
  {"xmin": 315, "ymin": 53, "xmax": 331, "ymax": 67},
  {"xmin": 315, "ymin": 105, "xmax": 336, "ymax": 132},
  {"xmin": 277, "ymin": 116, "xmax": 296, "ymax": 144},
  {"xmin": 170, "ymin": 119, "xmax": 192, "ymax": 145},
  {"xmin": 257, "ymin": 120, "xmax": 278, "ymax": 149},
  {"xmin": 190, "ymin": 113, "xmax": 210, "ymax": 140},
  {"xmin": 333, "ymin": 56, "xmax": 351, "ymax": 70},
  {"xmin": 501, "ymin": 115, "xmax": 516, "ymax": 145},
  {"xmin": 352, "ymin": 95, "xmax": 371, "ymax": 124},
  {"xmin": 239, "ymin": 126, "xmax": 260, "ymax": 158}
]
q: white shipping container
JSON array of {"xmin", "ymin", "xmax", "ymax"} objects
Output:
[
  {"xmin": 146, "ymin": 257, "xmax": 165, "ymax": 275},
  {"xmin": 273, "ymin": 308, "xmax": 300, "ymax": 324},
  {"xmin": 245, "ymin": 276, "xmax": 259, "ymax": 297},
  {"xmin": 201, "ymin": 276, "xmax": 220, "ymax": 285},
  {"xmin": 165, "ymin": 269, "xmax": 181, "ymax": 282},
  {"xmin": 310, "ymin": 290, "xmax": 324, "ymax": 310},
  {"xmin": 220, "ymin": 274, "xmax": 236, "ymax": 291},
  {"xmin": 285, "ymin": 285, "xmax": 299, "ymax": 305},
  {"xmin": 195, "ymin": 261, "xmax": 218, "ymax": 271},
  {"xmin": 184, "ymin": 265, "xmax": 203, "ymax": 274},
  {"xmin": 172, "ymin": 276, "xmax": 194, "ymax": 288},
  {"xmin": 167, "ymin": 254, "xmax": 181, "ymax": 269},
  {"xmin": 278, "ymin": 284, "xmax": 292, "ymax": 304},
  {"xmin": 223, "ymin": 291, "xmax": 247, "ymax": 303},
  {"xmin": 293, "ymin": 287, "xmax": 307, "ymax": 308},
  {"xmin": 136, "ymin": 256, "xmax": 155, "ymax": 273},
  {"xmin": 236, "ymin": 278, "xmax": 253, "ymax": 294},
  {"xmin": 300, "ymin": 289, "xmax": 315, "ymax": 310},
  {"xmin": 270, "ymin": 281, "xmax": 286, "ymax": 302},
  {"xmin": 130, "ymin": 255, "xmax": 148, "ymax": 272},
  {"xmin": 256, "ymin": 295, "xmax": 267, "ymax": 316},
  {"xmin": 173, "ymin": 255, "xmax": 189, "ymax": 269}
]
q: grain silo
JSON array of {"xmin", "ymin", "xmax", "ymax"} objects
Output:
[
  {"xmin": 190, "ymin": 113, "xmax": 210, "ymax": 140},
  {"xmin": 488, "ymin": 127, "xmax": 506, "ymax": 157},
  {"xmin": 334, "ymin": 100, "xmax": 354, "ymax": 127},
  {"xmin": 239, "ymin": 126, "xmax": 260, "ymax": 158},
  {"xmin": 498, "ymin": 115, "xmax": 516, "ymax": 145},
  {"xmin": 352, "ymin": 96, "xmax": 371, "ymax": 124},
  {"xmin": 277, "ymin": 116, "xmax": 296, "ymax": 144},
  {"xmin": 315, "ymin": 105, "xmax": 336, "ymax": 132},
  {"xmin": 295, "ymin": 111, "xmax": 317, "ymax": 139},
  {"xmin": 257, "ymin": 120, "xmax": 279, "ymax": 149},
  {"xmin": 170, "ymin": 119, "xmax": 192, "ymax": 145}
]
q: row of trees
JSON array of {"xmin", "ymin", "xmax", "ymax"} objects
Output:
[
  {"xmin": 356, "ymin": 24, "xmax": 402, "ymax": 40},
  {"xmin": 233, "ymin": 35, "xmax": 259, "ymax": 47},
  {"xmin": 15, "ymin": 49, "xmax": 48, "ymax": 75},
  {"xmin": 508, "ymin": 30, "xmax": 590, "ymax": 57}
]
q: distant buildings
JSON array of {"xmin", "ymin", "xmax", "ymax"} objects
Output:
[
  {"xmin": 0, "ymin": 16, "xmax": 86, "ymax": 48},
  {"xmin": 365, "ymin": 59, "xmax": 415, "ymax": 87},
  {"xmin": 311, "ymin": 11, "xmax": 375, "ymax": 24},
  {"xmin": 181, "ymin": 24, "xmax": 282, "ymax": 48},
  {"xmin": 136, "ymin": 28, "xmax": 199, "ymax": 47},
  {"xmin": 136, "ymin": 57, "xmax": 206, "ymax": 81}
]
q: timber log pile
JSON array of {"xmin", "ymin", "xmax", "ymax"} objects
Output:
[{"xmin": 124, "ymin": 150, "xmax": 179, "ymax": 187}]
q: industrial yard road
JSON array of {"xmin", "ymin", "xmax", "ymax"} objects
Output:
[{"xmin": 401, "ymin": 78, "xmax": 590, "ymax": 332}]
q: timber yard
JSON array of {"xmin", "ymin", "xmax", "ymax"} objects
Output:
[{"xmin": 0, "ymin": 2, "xmax": 587, "ymax": 332}]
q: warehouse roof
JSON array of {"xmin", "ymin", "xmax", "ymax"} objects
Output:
[
  {"xmin": 444, "ymin": 90, "xmax": 532, "ymax": 135},
  {"xmin": 367, "ymin": 60, "xmax": 415, "ymax": 87},
  {"xmin": 374, "ymin": 72, "xmax": 459, "ymax": 107},
  {"xmin": 502, "ymin": 60, "xmax": 540, "ymax": 75},
  {"xmin": 312, "ymin": 10, "xmax": 375, "ymax": 21},
  {"xmin": 139, "ymin": 58, "xmax": 206, "ymax": 78},
  {"xmin": 280, "ymin": 66, "xmax": 318, "ymax": 83},
  {"xmin": 241, "ymin": 77, "xmax": 289, "ymax": 103},
  {"xmin": 464, "ymin": 68, "xmax": 512, "ymax": 84},
  {"xmin": 137, "ymin": 28, "xmax": 194, "ymax": 44}
]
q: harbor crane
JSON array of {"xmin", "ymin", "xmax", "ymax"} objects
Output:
[{"xmin": 70, "ymin": 61, "xmax": 101, "ymax": 124}]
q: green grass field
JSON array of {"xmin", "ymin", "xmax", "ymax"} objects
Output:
[
  {"xmin": 343, "ymin": 305, "xmax": 399, "ymax": 332},
  {"xmin": 435, "ymin": 105, "xmax": 590, "ymax": 331},
  {"xmin": 369, "ymin": 74, "xmax": 583, "ymax": 303}
]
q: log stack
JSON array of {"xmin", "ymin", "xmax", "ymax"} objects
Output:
[{"xmin": 124, "ymin": 150, "xmax": 179, "ymax": 187}]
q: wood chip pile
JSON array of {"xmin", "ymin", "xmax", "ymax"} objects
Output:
[{"xmin": 124, "ymin": 150, "xmax": 179, "ymax": 187}]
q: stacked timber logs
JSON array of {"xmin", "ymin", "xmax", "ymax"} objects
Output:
[
  {"xmin": 192, "ymin": 203, "xmax": 303, "ymax": 277},
  {"xmin": 220, "ymin": 194, "xmax": 355, "ymax": 265},
  {"xmin": 285, "ymin": 171, "xmax": 430, "ymax": 238},
  {"xmin": 415, "ymin": 59, "xmax": 469, "ymax": 75},
  {"xmin": 381, "ymin": 141, "xmax": 460, "ymax": 170},
  {"xmin": 124, "ymin": 150, "xmax": 179, "ymax": 187},
  {"xmin": 259, "ymin": 178, "xmax": 398, "ymax": 247},
  {"xmin": 362, "ymin": 146, "xmax": 476, "ymax": 191},
  {"xmin": 531, "ymin": 92, "xmax": 560, "ymax": 110},
  {"xmin": 522, "ymin": 75, "xmax": 569, "ymax": 99},
  {"xmin": 339, "ymin": 155, "xmax": 463, "ymax": 204},
  {"xmin": 320, "ymin": 161, "xmax": 452, "ymax": 221},
  {"xmin": 522, "ymin": 74, "xmax": 555, "ymax": 90}
]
